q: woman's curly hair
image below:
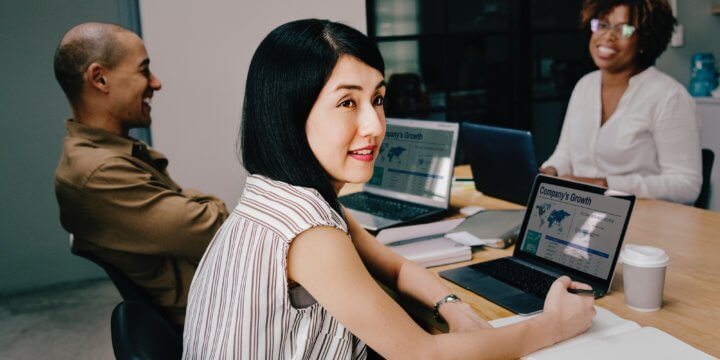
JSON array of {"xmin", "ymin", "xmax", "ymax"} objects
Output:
[{"xmin": 580, "ymin": 0, "xmax": 676, "ymax": 68}]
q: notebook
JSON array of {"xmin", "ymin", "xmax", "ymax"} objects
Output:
[
  {"xmin": 489, "ymin": 307, "xmax": 714, "ymax": 359},
  {"xmin": 340, "ymin": 118, "xmax": 459, "ymax": 231},
  {"xmin": 441, "ymin": 175, "xmax": 635, "ymax": 315},
  {"xmin": 376, "ymin": 218, "xmax": 470, "ymax": 268},
  {"xmin": 462, "ymin": 123, "xmax": 538, "ymax": 205}
]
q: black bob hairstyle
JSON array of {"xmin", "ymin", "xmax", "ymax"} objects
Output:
[{"xmin": 240, "ymin": 19, "xmax": 385, "ymax": 215}]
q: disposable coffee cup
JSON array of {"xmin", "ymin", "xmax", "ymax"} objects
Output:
[{"xmin": 620, "ymin": 244, "xmax": 669, "ymax": 312}]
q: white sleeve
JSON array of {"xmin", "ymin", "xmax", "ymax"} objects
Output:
[{"xmin": 606, "ymin": 89, "xmax": 702, "ymax": 204}]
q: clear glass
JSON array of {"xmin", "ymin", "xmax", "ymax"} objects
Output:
[
  {"xmin": 374, "ymin": 0, "xmax": 444, "ymax": 36},
  {"xmin": 531, "ymin": 33, "xmax": 591, "ymax": 100},
  {"xmin": 531, "ymin": 0, "xmax": 583, "ymax": 29},
  {"xmin": 590, "ymin": 19, "xmax": 636, "ymax": 39},
  {"xmin": 446, "ymin": 35, "xmax": 512, "ymax": 123},
  {"xmin": 448, "ymin": 0, "xmax": 511, "ymax": 33},
  {"xmin": 378, "ymin": 39, "xmax": 445, "ymax": 119}
]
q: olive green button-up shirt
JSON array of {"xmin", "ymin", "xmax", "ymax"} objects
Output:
[{"xmin": 55, "ymin": 120, "xmax": 229, "ymax": 326}]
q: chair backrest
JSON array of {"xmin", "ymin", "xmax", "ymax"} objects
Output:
[
  {"xmin": 695, "ymin": 148, "xmax": 715, "ymax": 209},
  {"xmin": 111, "ymin": 301, "xmax": 183, "ymax": 360},
  {"xmin": 69, "ymin": 235, "xmax": 152, "ymax": 305}
]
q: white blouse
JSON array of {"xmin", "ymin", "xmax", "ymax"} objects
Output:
[{"xmin": 542, "ymin": 67, "xmax": 702, "ymax": 204}]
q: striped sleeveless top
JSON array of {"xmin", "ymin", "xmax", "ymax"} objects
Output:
[{"xmin": 182, "ymin": 175, "xmax": 367, "ymax": 359}]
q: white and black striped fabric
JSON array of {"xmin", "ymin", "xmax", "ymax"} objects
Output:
[{"xmin": 183, "ymin": 174, "xmax": 367, "ymax": 360}]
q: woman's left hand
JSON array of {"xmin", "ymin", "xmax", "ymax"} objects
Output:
[
  {"xmin": 561, "ymin": 175, "xmax": 608, "ymax": 188},
  {"xmin": 441, "ymin": 301, "xmax": 493, "ymax": 333}
]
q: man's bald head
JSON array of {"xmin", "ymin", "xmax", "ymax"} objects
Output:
[{"xmin": 53, "ymin": 22, "xmax": 133, "ymax": 105}]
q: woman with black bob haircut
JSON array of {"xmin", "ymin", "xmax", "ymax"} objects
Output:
[
  {"xmin": 541, "ymin": 0, "xmax": 701, "ymax": 204},
  {"xmin": 183, "ymin": 19, "xmax": 595, "ymax": 359},
  {"xmin": 240, "ymin": 19, "xmax": 384, "ymax": 215}
]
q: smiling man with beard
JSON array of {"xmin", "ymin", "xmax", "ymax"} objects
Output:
[{"xmin": 52, "ymin": 22, "xmax": 228, "ymax": 328}]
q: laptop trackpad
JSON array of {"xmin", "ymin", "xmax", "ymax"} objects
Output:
[
  {"xmin": 501, "ymin": 293, "xmax": 545, "ymax": 315},
  {"xmin": 470, "ymin": 276, "xmax": 524, "ymax": 298},
  {"xmin": 440, "ymin": 267, "xmax": 544, "ymax": 315}
]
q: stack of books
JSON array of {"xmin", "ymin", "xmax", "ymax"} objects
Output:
[{"xmin": 376, "ymin": 210, "xmax": 524, "ymax": 268}]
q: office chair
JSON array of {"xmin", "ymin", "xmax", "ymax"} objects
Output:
[
  {"xmin": 111, "ymin": 301, "xmax": 183, "ymax": 360},
  {"xmin": 695, "ymin": 148, "xmax": 715, "ymax": 209},
  {"xmin": 69, "ymin": 235, "xmax": 152, "ymax": 305}
]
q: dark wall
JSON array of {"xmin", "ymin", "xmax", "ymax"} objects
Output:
[{"xmin": 0, "ymin": 0, "xmax": 122, "ymax": 293}]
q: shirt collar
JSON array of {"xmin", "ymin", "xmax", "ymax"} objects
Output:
[{"xmin": 66, "ymin": 119, "xmax": 168, "ymax": 169}]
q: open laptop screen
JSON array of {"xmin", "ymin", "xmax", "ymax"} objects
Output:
[
  {"xmin": 517, "ymin": 176, "xmax": 635, "ymax": 282},
  {"xmin": 365, "ymin": 118, "xmax": 458, "ymax": 208},
  {"xmin": 462, "ymin": 123, "xmax": 539, "ymax": 205}
]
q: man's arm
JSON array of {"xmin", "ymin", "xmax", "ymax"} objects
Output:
[{"xmin": 79, "ymin": 157, "xmax": 229, "ymax": 257}]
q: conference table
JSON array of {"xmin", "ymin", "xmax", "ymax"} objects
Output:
[{"xmin": 343, "ymin": 165, "xmax": 720, "ymax": 356}]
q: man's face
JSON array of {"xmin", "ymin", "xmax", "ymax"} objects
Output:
[{"xmin": 106, "ymin": 32, "xmax": 162, "ymax": 130}]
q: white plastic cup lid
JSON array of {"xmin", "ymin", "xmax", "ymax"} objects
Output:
[{"xmin": 620, "ymin": 244, "xmax": 669, "ymax": 268}]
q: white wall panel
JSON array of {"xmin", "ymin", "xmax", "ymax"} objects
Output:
[{"xmin": 140, "ymin": 0, "xmax": 366, "ymax": 208}]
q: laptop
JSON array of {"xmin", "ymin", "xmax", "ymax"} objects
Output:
[
  {"xmin": 340, "ymin": 118, "xmax": 459, "ymax": 231},
  {"xmin": 440, "ymin": 175, "xmax": 635, "ymax": 315},
  {"xmin": 462, "ymin": 123, "xmax": 538, "ymax": 205}
]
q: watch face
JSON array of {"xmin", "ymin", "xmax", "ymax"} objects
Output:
[
  {"xmin": 436, "ymin": 295, "xmax": 460, "ymax": 308},
  {"xmin": 443, "ymin": 294, "xmax": 460, "ymax": 304}
]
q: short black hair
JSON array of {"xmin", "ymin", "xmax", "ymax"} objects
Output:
[
  {"xmin": 581, "ymin": 0, "xmax": 676, "ymax": 68},
  {"xmin": 53, "ymin": 22, "xmax": 129, "ymax": 105},
  {"xmin": 240, "ymin": 19, "xmax": 385, "ymax": 215}
]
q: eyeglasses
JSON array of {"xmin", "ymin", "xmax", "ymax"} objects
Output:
[{"xmin": 590, "ymin": 18, "xmax": 636, "ymax": 39}]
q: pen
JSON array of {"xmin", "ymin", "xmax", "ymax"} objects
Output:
[
  {"xmin": 453, "ymin": 178, "xmax": 473, "ymax": 182},
  {"xmin": 567, "ymin": 288, "xmax": 600, "ymax": 297}
]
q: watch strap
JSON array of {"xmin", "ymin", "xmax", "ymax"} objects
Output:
[{"xmin": 433, "ymin": 294, "xmax": 461, "ymax": 323}]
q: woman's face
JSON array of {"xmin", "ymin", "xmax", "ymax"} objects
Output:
[
  {"xmin": 589, "ymin": 5, "xmax": 639, "ymax": 74},
  {"xmin": 305, "ymin": 55, "xmax": 386, "ymax": 191}
]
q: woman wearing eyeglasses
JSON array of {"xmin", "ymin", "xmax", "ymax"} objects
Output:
[{"xmin": 540, "ymin": 0, "xmax": 702, "ymax": 204}]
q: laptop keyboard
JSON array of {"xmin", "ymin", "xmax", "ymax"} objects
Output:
[
  {"xmin": 339, "ymin": 192, "xmax": 436, "ymax": 221},
  {"xmin": 471, "ymin": 258, "xmax": 557, "ymax": 299}
]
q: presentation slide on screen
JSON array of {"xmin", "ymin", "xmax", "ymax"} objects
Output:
[
  {"xmin": 520, "ymin": 182, "xmax": 631, "ymax": 279},
  {"xmin": 368, "ymin": 124, "xmax": 453, "ymax": 201}
]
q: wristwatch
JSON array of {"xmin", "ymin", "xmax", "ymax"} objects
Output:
[{"xmin": 433, "ymin": 294, "xmax": 462, "ymax": 323}]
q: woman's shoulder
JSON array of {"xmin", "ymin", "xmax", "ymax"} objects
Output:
[
  {"xmin": 237, "ymin": 174, "xmax": 348, "ymax": 241},
  {"xmin": 627, "ymin": 68, "xmax": 695, "ymax": 115},
  {"xmin": 635, "ymin": 67, "xmax": 691, "ymax": 97},
  {"xmin": 574, "ymin": 70, "xmax": 602, "ymax": 89}
]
